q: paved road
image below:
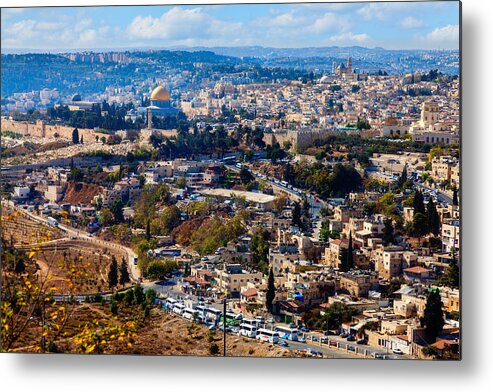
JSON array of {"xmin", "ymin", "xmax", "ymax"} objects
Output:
[{"xmin": 8, "ymin": 203, "xmax": 141, "ymax": 282}]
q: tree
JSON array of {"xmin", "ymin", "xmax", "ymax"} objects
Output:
[
  {"xmin": 441, "ymin": 250, "xmax": 459, "ymax": 289},
  {"xmin": 146, "ymin": 260, "xmax": 178, "ymax": 280},
  {"xmin": 411, "ymin": 212, "xmax": 428, "ymax": 239},
  {"xmin": 426, "ymin": 198, "xmax": 440, "ymax": 236},
  {"xmin": 346, "ymin": 232, "xmax": 354, "ymax": 271},
  {"xmin": 145, "ymin": 219, "xmax": 151, "ymax": 241},
  {"xmin": 119, "ymin": 258, "xmax": 130, "ymax": 286},
  {"xmin": 72, "ymin": 128, "xmax": 79, "ymax": 144},
  {"xmin": 266, "ymin": 268, "xmax": 276, "ymax": 314},
  {"xmin": 320, "ymin": 302, "xmax": 358, "ymax": 331},
  {"xmin": 239, "ymin": 166, "xmax": 253, "ymax": 185},
  {"xmin": 420, "ymin": 289, "xmax": 445, "ymax": 342},
  {"xmin": 250, "ymin": 229, "xmax": 270, "ymax": 274},
  {"xmin": 110, "ymin": 300, "xmax": 118, "ymax": 315},
  {"xmin": 108, "ymin": 255, "xmax": 119, "ymax": 288},
  {"xmin": 452, "ymin": 187, "xmax": 459, "ymax": 206},
  {"xmin": 397, "ymin": 165, "xmax": 407, "ymax": 189},
  {"xmin": 292, "ymin": 201, "xmax": 303, "ymax": 229},
  {"xmin": 383, "ymin": 219, "xmax": 394, "ymax": 245},
  {"xmin": 413, "ymin": 190, "xmax": 426, "ymax": 215},
  {"xmin": 80, "ymin": 135, "xmax": 84, "ymax": 144},
  {"xmin": 14, "ymin": 257, "xmax": 26, "ymax": 274},
  {"xmin": 134, "ymin": 285, "xmax": 145, "ymax": 304}
]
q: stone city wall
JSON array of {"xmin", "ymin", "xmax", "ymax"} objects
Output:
[{"xmin": 1, "ymin": 119, "xmax": 101, "ymax": 142}]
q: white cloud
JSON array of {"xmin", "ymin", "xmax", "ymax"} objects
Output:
[
  {"xmin": 308, "ymin": 13, "xmax": 349, "ymax": 34},
  {"xmin": 328, "ymin": 32, "xmax": 372, "ymax": 46},
  {"xmin": 400, "ymin": 16, "xmax": 424, "ymax": 29},
  {"xmin": 418, "ymin": 24, "xmax": 459, "ymax": 49},
  {"xmin": 356, "ymin": 3, "xmax": 391, "ymax": 21},
  {"xmin": 2, "ymin": 16, "xmax": 110, "ymax": 49}
]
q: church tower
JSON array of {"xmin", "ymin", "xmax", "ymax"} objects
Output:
[{"xmin": 347, "ymin": 56, "xmax": 352, "ymax": 73}]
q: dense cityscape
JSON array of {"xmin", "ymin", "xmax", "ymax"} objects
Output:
[{"xmin": 1, "ymin": 3, "xmax": 460, "ymax": 360}]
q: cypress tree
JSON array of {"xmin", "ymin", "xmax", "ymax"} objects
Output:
[
  {"xmin": 427, "ymin": 199, "xmax": 440, "ymax": 236},
  {"xmin": 108, "ymin": 255, "xmax": 119, "ymax": 288},
  {"xmin": 452, "ymin": 187, "xmax": 459, "ymax": 206},
  {"xmin": 420, "ymin": 289, "xmax": 445, "ymax": 342},
  {"xmin": 119, "ymin": 258, "xmax": 130, "ymax": 286},
  {"xmin": 383, "ymin": 219, "xmax": 394, "ymax": 245},
  {"xmin": 413, "ymin": 190, "xmax": 426, "ymax": 215},
  {"xmin": 266, "ymin": 268, "xmax": 276, "ymax": 314},
  {"xmin": 145, "ymin": 219, "xmax": 151, "ymax": 241},
  {"xmin": 346, "ymin": 233, "xmax": 354, "ymax": 271},
  {"xmin": 397, "ymin": 165, "xmax": 407, "ymax": 189},
  {"xmin": 72, "ymin": 128, "xmax": 79, "ymax": 144}
]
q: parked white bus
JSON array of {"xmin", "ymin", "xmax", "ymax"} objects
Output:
[
  {"xmin": 256, "ymin": 329, "xmax": 279, "ymax": 344},
  {"xmin": 205, "ymin": 307, "xmax": 222, "ymax": 323},
  {"xmin": 242, "ymin": 318, "xmax": 261, "ymax": 328},
  {"xmin": 274, "ymin": 326, "xmax": 299, "ymax": 341},
  {"xmin": 172, "ymin": 303, "xmax": 185, "ymax": 315},
  {"xmin": 239, "ymin": 323, "xmax": 258, "ymax": 338},
  {"xmin": 183, "ymin": 308, "xmax": 198, "ymax": 320},
  {"xmin": 165, "ymin": 297, "xmax": 178, "ymax": 310}
]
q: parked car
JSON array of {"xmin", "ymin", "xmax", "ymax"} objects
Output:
[
  {"xmin": 208, "ymin": 325, "xmax": 217, "ymax": 331},
  {"xmin": 297, "ymin": 336, "xmax": 306, "ymax": 343},
  {"xmin": 357, "ymin": 339, "xmax": 367, "ymax": 345},
  {"xmin": 300, "ymin": 326, "xmax": 310, "ymax": 332},
  {"xmin": 277, "ymin": 340, "xmax": 289, "ymax": 347},
  {"xmin": 348, "ymin": 346, "xmax": 356, "ymax": 352},
  {"xmin": 340, "ymin": 332, "xmax": 349, "ymax": 338},
  {"xmin": 393, "ymin": 348, "xmax": 403, "ymax": 355},
  {"xmin": 346, "ymin": 335, "xmax": 356, "ymax": 342},
  {"xmin": 288, "ymin": 323, "xmax": 297, "ymax": 329}
]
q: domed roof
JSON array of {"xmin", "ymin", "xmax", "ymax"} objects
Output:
[
  {"xmin": 72, "ymin": 94, "xmax": 82, "ymax": 102},
  {"xmin": 150, "ymin": 86, "xmax": 171, "ymax": 101}
]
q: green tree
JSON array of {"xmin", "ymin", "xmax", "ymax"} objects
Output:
[
  {"xmin": 292, "ymin": 201, "xmax": 303, "ymax": 229},
  {"xmin": 452, "ymin": 187, "xmax": 459, "ymax": 206},
  {"xmin": 14, "ymin": 257, "xmax": 26, "ymax": 274},
  {"xmin": 145, "ymin": 219, "xmax": 151, "ymax": 241},
  {"xmin": 266, "ymin": 268, "xmax": 276, "ymax": 314},
  {"xmin": 250, "ymin": 229, "xmax": 270, "ymax": 274},
  {"xmin": 320, "ymin": 302, "xmax": 358, "ymax": 330},
  {"xmin": 411, "ymin": 212, "xmax": 428, "ymax": 238},
  {"xmin": 346, "ymin": 232, "xmax": 354, "ymax": 271},
  {"xmin": 420, "ymin": 289, "xmax": 445, "ymax": 342},
  {"xmin": 119, "ymin": 258, "xmax": 130, "ymax": 286},
  {"xmin": 110, "ymin": 300, "xmax": 118, "ymax": 315},
  {"xmin": 426, "ymin": 198, "xmax": 440, "ymax": 236},
  {"xmin": 239, "ymin": 166, "xmax": 253, "ymax": 185},
  {"xmin": 397, "ymin": 165, "xmax": 407, "ymax": 189},
  {"xmin": 134, "ymin": 285, "xmax": 145, "ymax": 304},
  {"xmin": 413, "ymin": 190, "xmax": 426, "ymax": 215},
  {"xmin": 72, "ymin": 128, "xmax": 79, "ymax": 144},
  {"xmin": 383, "ymin": 219, "xmax": 394, "ymax": 245},
  {"xmin": 107, "ymin": 256, "xmax": 119, "ymax": 288}
]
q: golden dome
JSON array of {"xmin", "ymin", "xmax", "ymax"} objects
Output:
[{"xmin": 150, "ymin": 86, "xmax": 171, "ymax": 101}]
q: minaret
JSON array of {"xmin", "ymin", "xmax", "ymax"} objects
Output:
[
  {"xmin": 147, "ymin": 108, "xmax": 152, "ymax": 130},
  {"xmin": 347, "ymin": 56, "xmax": 352, "ymax": 73}
]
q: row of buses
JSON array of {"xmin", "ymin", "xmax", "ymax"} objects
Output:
[{"xmin": 162, "ymin": 297, "xmax": 300, "ymax": 344}]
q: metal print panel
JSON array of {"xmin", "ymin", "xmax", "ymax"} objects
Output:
[{"xmin": 0, "ymin": 1, "xmax": 461, "ymax": 360}]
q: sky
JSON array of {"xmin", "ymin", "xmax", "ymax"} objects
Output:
[{"xmin": 0, "ymin": 1, "xmax": 460, "ymax": 51}]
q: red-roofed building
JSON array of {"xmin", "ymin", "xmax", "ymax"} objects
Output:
[{"xmin": 403, "ymin": 266, "xmax": 432, "ymax": 282}]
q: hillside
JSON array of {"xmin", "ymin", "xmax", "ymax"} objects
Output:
[{"xmin": 62, "ymin": 182, "xmax": 102, "ymax": 205}]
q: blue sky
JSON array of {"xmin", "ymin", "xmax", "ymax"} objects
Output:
[{"xmin": 1, "ymin": 1, "xmax": 460, "ymax": 51}]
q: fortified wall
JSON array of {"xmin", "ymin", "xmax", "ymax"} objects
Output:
[{"xmin": 1, "ymin": 119, "xmax": 100, "ymax": 142}]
